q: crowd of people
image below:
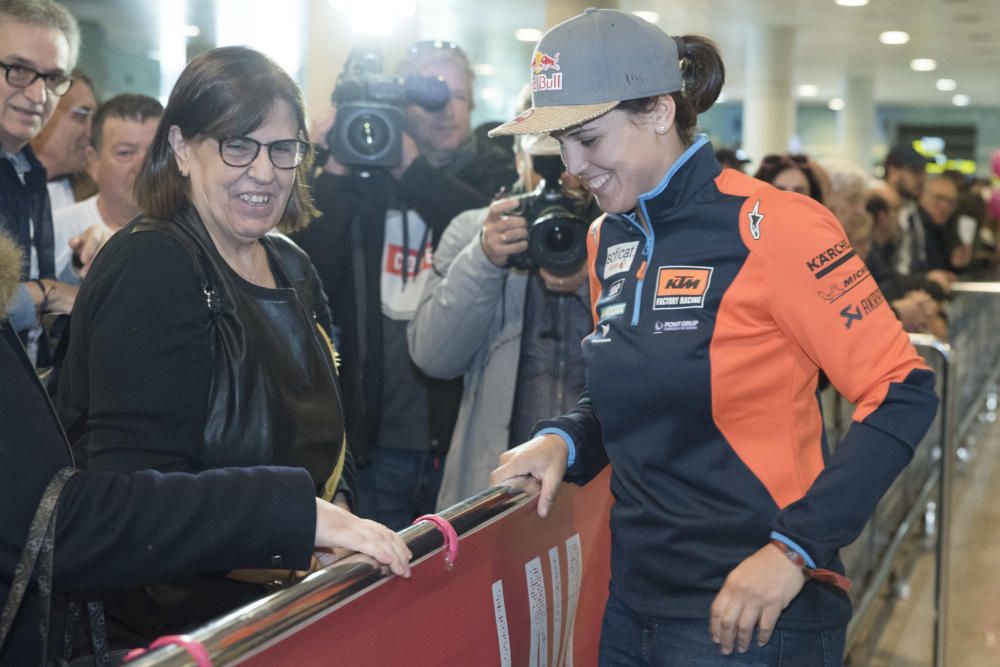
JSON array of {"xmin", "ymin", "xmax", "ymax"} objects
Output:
[{"xmin": 0, "ymin": 0, "xmax": 981, "ymax": 664}]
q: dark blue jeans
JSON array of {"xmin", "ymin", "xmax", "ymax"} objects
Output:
[
  {"xmin": 599, "ymin": 592, "xmax": 846, "ymax": 666},
  {"xmin": 355, "ymin": 448, "xmax": 444, "ymax": 532}
]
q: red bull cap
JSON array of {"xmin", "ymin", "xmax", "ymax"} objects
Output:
[{"xmin": 491, "ymin": 8, "xmax": 684, "ymax": 137}]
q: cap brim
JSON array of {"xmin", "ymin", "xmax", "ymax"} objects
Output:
[{"xmin": 489, "ymin": 101, "xmax": 620, "ymax": 137}]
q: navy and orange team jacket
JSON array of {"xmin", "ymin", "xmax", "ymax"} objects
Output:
[{"xmin": 536, "ymin": 137, "xmax": 938, "ymax": 629}]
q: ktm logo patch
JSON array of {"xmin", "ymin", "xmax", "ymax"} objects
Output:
[{"xmin": 653, "ymin": 266, "xmax": 713, "ymax": 310}]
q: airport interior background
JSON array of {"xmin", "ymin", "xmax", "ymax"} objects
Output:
[{"xmin": 54, "ymin": 1, "xmax": 1000, "ymax": 665}]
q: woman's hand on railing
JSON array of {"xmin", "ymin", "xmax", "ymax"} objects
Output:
[
  {"xmin": 314, "ymin": 499, "xmax": 412, "ymax": 578},
  {"xmin": 490, "ymin": 434, "xmax": 569, "ymax": 519}
]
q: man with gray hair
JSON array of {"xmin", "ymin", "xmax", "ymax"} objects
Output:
[{"xmin": 0, "ymin": 0, "xmax": 82, "ymax": 363}]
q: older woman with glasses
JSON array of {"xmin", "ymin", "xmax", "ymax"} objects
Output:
[{"xmin": 54, "ymin": 46, "xmax": 397, "ymax": 644}]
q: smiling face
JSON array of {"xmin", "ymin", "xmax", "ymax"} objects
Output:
[
  {"xmin": 0, "ymin": 20, "xmax": 71, "ymax": 154},
  {"xmin": 169, "ymin": 99, "xmax": 299, "ymax": 249},
  {"xmin": 555, "ymin": 104, "xmax": 677, "ymax": 215}
]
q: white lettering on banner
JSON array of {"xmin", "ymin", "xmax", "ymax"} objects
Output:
[
  {"xmin": 564, "ymin": 534, "xmax": 583, "ymax": 667},
  {"xmin": 604, "ymin": 241, "xmax": 640, "ymax": 279},
  {"xmin": 525, "ymin": 557, "xmax": 548, "ymax": 667},
  {"xmin": 493, "ymin": 580, "xmax": 513, "ymax": 667},
  {"xmin": 548, "ymin": 547, "xmax": 563, "ymax": 667}
]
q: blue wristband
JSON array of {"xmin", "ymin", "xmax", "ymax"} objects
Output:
[
  {"xmin": 535, "ymin": 427, "xmax": 576, "ymax": 467},
  {"xmin": 769, "ymin": 531, "xmax": 817, "ymax": 569}
]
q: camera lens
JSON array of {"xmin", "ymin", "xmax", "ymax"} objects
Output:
[
  {"xmin": 544, "ymin": 224, "xmax": 574, "ymax": 253},
  {"xmin": 347, "ymin": 112, "xmax": 392, "ymax": 157}
]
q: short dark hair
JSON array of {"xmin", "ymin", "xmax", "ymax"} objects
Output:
[
  {"xmin": 0, "ymin": 0, "xmax": 80, "ymax": 70},
  {"xmin": 91, "ymin": 94, "xmax": 163, "ymax": 150},
  {"xmin": 618, "ymin": 35, "xmax": 725, "ymax": 146},
  {"xmin": 754, "ymin": 154, "xmax": 824, "ymax": 204},
  {"xmin": 135, "ymin": 46, "xmax": 317, "ymax": 232}
]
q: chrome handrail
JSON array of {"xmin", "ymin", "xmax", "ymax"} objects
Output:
[{"xmin": 127, "ymin": 481, "xmax": 539, "ymax": 666}]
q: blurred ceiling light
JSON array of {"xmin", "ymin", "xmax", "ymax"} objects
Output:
[
  {"xmin": 952, "ymin": 94, "xmax": 971, "ymax": 106},
  {"xmin": 797, "ymin": 84, "xmax": 818, "ymax": 97},
  {"xmin": 879, "ymin": 31, "xmax": 910, "ymax": 45},
  {"xmin": 329, "ymin": 0, "xmax": 417, "ymax": 36},
  {"xmin": 716, "ymin": 90, "xmax": 726, "ymax": 103},
  {"xmin": 828, "ymin": 98, "xmax": 845, "ymax": 111},
  {"xmin": 217, "ymin": 0, "xmax": 304, "ymax": 75},
  {"xmin": 633, "ymin": 11, "xmax": 660, "ymax": 24},
  {"xmin": 479, "ymin": 87, "xmax": 500, "ymax": 102},
  {"xmin": 936, "ymin": 78, "xmax": 957, "ymax": 91},
  {"xmin": 515, "ymin": 28, "xmax": 544, "ymax": 43},
  {"xmin": 182, "ymin": 25, "xmax": 201, "ymax": 38},
  {"xmin": 835, "ymin": 0, "xmax": 869, "ymax": 6},
  {"xmin": 910, "ymin": 58, "xmax": 937, "ymax": 72},
  {"xmin": 473, "ymin": 64, "xmax": 495, "ymax": 77}
]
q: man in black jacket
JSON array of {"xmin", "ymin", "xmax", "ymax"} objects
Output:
[
  {"xmin": 0, "ymin": 0, "xmax": 81, "ymax": 364},
  {"xmin": 294, "ymin": 41, "xmax": 516, "ymax": 529}
]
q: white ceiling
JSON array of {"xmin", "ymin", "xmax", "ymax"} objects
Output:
[{"xmin": 60, "ymin": 0, "xmax": 1000, "ymax": 108}]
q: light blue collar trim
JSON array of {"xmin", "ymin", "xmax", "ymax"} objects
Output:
[{"xmin": 638, "ymin": 133, "xmax": 710, "ymax": 204}]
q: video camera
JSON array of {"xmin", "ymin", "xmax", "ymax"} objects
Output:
[
  {"xmin": 327, "ymin": 47, "xmax": 451, "ymax": 169},
  {"xmin": 508, "ymin": 154, "xmax": 590, "ymax": 277}
]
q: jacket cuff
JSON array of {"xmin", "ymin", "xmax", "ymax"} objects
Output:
[
  {"xmin": 8, "ymin": 283, "xmax": 38, "ymax": 332},
  {"xmin": 534, "ymin": 427, "xmax": 576, "ymax": 467},
  {"xmin": 769, "ymin": 531, "xmax": 816, "ymax": 569}
]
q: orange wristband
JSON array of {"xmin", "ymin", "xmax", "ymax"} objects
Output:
[{"xmin": 769, "ymin": 539, "xmax": 853, "ymax": 593}]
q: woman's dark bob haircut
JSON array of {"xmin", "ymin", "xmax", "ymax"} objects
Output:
[{"xmin": 135, "ymin": 46, "xmax": 317, "ymax": 232}]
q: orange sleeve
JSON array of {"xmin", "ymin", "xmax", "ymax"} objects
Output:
[{"xmin": 749, "ymin": 194, "xmax": 929, "ymax": 423}]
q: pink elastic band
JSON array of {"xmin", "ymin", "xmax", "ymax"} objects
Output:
[
  {"xmin": 124, "ymin": 634, "xmax": 212, "ymax": 666},
  {"xmin": 412, "ymin": 513, "xmax": 459, "ymax": 569}
]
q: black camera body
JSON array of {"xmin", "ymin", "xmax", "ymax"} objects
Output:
[
  {"xmin": 508, "ymin": 154, "xmax": 590, "ymax": 277},
  {"xmin": 328, "ymin": 47, "xmax": 450, "ymax": 169}
]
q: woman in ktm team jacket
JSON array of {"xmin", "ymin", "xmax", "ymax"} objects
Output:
[{"xmin": 490, "ymin": 9, "xmax": 938, "ymax": 666}]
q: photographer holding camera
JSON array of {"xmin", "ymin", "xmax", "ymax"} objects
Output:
[
  {"xmin": 293, "ymin": 41, "xmax": 516, "ymax": 530},
  {"xmin": 407, "ymin": 101, "xmax": 598, "ymax": 509}
]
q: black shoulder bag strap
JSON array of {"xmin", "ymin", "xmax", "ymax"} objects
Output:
[{"xmin": 0, "ymin": 466, "xmax": 81, "ymax": 665}]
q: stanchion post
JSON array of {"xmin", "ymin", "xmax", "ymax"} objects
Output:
[{"xmin": 910, "ymin": 335, "xmax": 953, "ymax": 667}]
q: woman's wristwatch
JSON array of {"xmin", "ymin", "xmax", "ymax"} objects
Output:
[{"xmin": 769, "ymin": 539, "xmax": 853, "ymax": 593}]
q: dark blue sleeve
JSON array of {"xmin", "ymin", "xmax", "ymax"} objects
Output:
[
  {"xmin": 533, "ymin": 389, "xmax": 608, "ymax": 485},
  {"xmin": 773, "ymin": 368, "xmax": 938, "ymax": 567}
]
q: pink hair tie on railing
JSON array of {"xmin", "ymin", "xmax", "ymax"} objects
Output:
[
  {"xmin": 123, "ymin": 634, "xmax": 212, "ymax": 666},
  {"xmin": 412, "ymin": 514, "xmax": 459, "ymax": 570}
]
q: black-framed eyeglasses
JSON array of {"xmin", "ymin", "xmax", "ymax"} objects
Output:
[
  {"xmin": 0, "ymin": 60, "xmax": 73, "ymax": 96},
  {"xmin": 216, "ymin": 136, "xmax": 311, "ymax": 170}
]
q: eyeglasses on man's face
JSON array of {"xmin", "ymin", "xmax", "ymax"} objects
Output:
[
  {"xmin": 0, "ymin": 61, "xmax": 73, "ymax": 96},
  {"xmin": 216, "ymin": 137, "xmax": 311, "ymax": 170}
]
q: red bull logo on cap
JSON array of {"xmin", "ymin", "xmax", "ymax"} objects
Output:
[
  {"xmin": 532, "ymin": 51, "xmax": 563, "ymax": 92},
  {"xmin": 532, "ymin": 51, "xmax": 561, "ymax": 73}
]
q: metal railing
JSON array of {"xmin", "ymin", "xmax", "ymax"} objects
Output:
[
  {"xmin": 127, "ymin": 482, "xmax": 539, "ymax": 666},
  {"xmin": 842, "ymin": 282, "xmax": 1000, "ymax": 666},
  {"xmin": 131, "ymin": 282, "xmax": 1000, "ymax": 667}
]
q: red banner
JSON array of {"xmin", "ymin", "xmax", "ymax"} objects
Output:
[{"xmin": 243, "ymin": 469, "xmax": 613, "ymax": 666}]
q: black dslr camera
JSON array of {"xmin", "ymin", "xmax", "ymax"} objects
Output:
[
  {"xmin": 328, "ymin": 47, "xmax": 450, "ymax": 169},
  {"xmin": 508, "ymin": 154, "xmax": 590, "ymax": 277}
]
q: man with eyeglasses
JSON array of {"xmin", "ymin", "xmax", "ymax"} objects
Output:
[
  {"xmin": 32, "ymin": 68, "xmax": 97, "ymax": 211},
  {"xmin": 0, "ymin": 0, "xmax": 82, "ymax": 366},
  {"xmin": 294, "ymin": 40, "xmax": 517, "ymax": 530}
]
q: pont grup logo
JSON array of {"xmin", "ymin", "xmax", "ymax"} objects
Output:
[
  {"xmin": 531, "ymin": 51, "xmax": 563, "ymax": 92},
  {"xmin": 653, "ymin": 266, "xmax": 714, "ymax": 310}
]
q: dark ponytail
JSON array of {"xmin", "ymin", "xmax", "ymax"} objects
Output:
[
  {"xmin": 676, "ymin": 35, "xmax": 725, "ymax": 115},
  {"xmin": 619, "ymin": 34, "xmax": 725, "ymax": 145}
]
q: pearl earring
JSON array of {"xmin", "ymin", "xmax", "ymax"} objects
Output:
[{"xmin": 656, "ymin": 126, "xmax": 667, "ymax": 135}]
